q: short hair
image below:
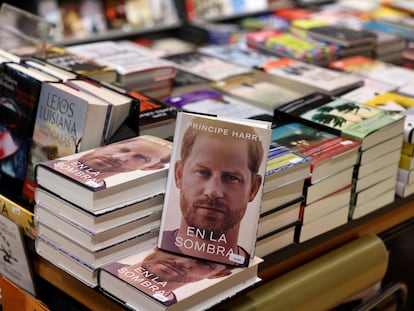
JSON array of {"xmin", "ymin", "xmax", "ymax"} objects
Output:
[{"xmin": 180, "ymin": 116, "xmax": 264, "ymax": 175}]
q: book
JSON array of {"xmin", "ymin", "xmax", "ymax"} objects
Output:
[
  {"xmin": 35, "ymin": 217, "xmax": 159, "ymax": 267},
  {"xmin": 296, "ymin": 204, "xmax": 349, "ymax": 242},
  {"xmin": 0, "ymin": 194, "xmax": 35, "ymax": 239},
  {"xmin": 0, "ymin": 61, "xmax": 59, "ymax": 201},
  {"xmin": 354, "ymin": 161, "xmax": 399, "ymax": 193},
  {"xmin": 271, "ymin": 122, "xmax": 360, "ymax": 183},
  {"xmin": 126, "ymin": 90, "xmax": 177, "ymax": 139},
  {"xmin": 42, "ymin": 45, "xmax": 117, "ymax": 83},
  {"xmin": 257, "ymin": 199, "xmax": 301, "ymax": 238},
  {"xmin": 304, "ymin": 166, "xmax": 354, "ymax": 205},
  {"xmin": 158, "ymin": 112, "xmax": 272, "ymax": 267},
  {"xmin": 162, "ymin": 51, "xmax": 252, "ymax": 82},
  {"xmin": 356, "ymin": 147, "xmax": 401, "ymax": 179},
  {"xmin": 0, "ymin": 214, "xmax": 36, "ymax": 296},
  {"xmin": 358, "ymin": 134, "xmax": 403, "ymax": 165},
  {"xmin": 305, "ymin": 25, "xmax": 377, "ymax": 48},
  {"xmin": 98, "ymin": 246, "xmax": 262, "ymax": 311},
  {"xmin": 274, "ymin": 92, "xmax": 405, "ymax": 151},
  {"xmin": 396, "ymin": 180, "xmax": 414, "ymax": 198},
  {"xmin": 328, "ymin": 55, "xmax": 414, "ymax": 96},
  {"xmin": 397, "ymin": 167, "xmax": 414, "ymax": 184},
  {"xmin": 66, "ymin": 40, "xmax": 177, "ymax": 87},
  {"xmin": 35, "ymin": 203, "xmax": 161, "ymax": 251},
  {"xmin": 263, "ymin": 143, "xmax": 312, "ymax": 193},
  {"xmin": 164, "ymin": 89, "xmax": 271, "ymax": 120},
  {"xmin": 255, "ymin": 222, "xmax": 296, "ymax": 257},
  {"xmin": 301, "ymin": 185, "xmax": 352, "ymax": 225},
  {"xmin": 35, "ymin": 187, "xmax": 164, "ymax": 233},
  {"xmin": 399, "ymin": 153, "xmax": 414, "ymax": 170},
  {"xmin": 35, "ymin": 135, "xmax": 173, "ymax": 212},
  {"xmin": 22, "ymin": 58, "xmax": 78, "ymax": 81},
  {"xmin": 263, "ymin": 58, "xmax": 363, "ymax": 96},
  {"xmin": 262, "ymin": 179, "xmax": 305, "ymax": 214},
  {"xmin": 363, "ymin": 92, "xmax": 414, "ymax": 143},
  {"xmin": 198, "ymin": 43, "xmax": 280, "ymax": 69},
  {"xmin": 209, "ymin": 74, "xmax": 308, "ymax": 113}
]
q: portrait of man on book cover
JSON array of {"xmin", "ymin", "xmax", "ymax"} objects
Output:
[
  {"xmin": 50, "ymin": 135, "xmax": 172, "ymax": 190},
  {"xmin": 103, "ymin": 247, "xmax": 234, "ymax": 306},
  {"xmin": 159, "ymin": 113, "xmax": 271, "ymax": 267}
]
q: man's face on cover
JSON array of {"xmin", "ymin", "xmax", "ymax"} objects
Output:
[
  {"xmin": 78, "ymin": 138, "xmax": 170, "ymax": 173},
  {"xmin": 142, "ymin": 249, "xmax": 228, "ymax": 283},
  {"xmin": 175, "ymin": 135, "xmax": 259, "ymax": 236}
]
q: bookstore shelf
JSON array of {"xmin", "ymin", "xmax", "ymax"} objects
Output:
[{"xmin": 32, "ymin": 194, "xmax": 414, "ymax": 310}]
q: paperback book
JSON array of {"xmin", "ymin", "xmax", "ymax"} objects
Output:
[
  {"xmin": 35, "ymin": 135, "xmax": 173, "ymax": 212},
  {"xmin": 98, "ymin": 246, "xmax": 262, "ymax": 311},
  {"xmin": 158, "ymin": 112, "xmax": 272, "ymax": 267},
  {"xmin": 274, "ymin": 92, "xmax": 405, "ymax": 151}
]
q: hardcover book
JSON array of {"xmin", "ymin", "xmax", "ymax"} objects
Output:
[
  {"xmin": 23, "ymin": 80, "xmax": 114, "ymax": 202},
  {"xmin": 98, "ymin": 246, "xmax": 262, "ymax": 311},
  {"xmin": 162, "ymin": 51, "xmax": 252, "ymax": 82},
  {"xmin": 263, "ymin": 58, "xmax": 363, "ymax": 95},
  {"xmin": 0, "ymin": 62, "xmax": 59, "ymax": 201},
  {"xmin": 271, "ymin": 122, "xmax": 360, "ymax": 183},
  {"xmin": 35, "ymin": 135, "xmax": 173, "ymax": 212},
  {"xmin": 274, "ymin": 92, "xmax": 405, "ymax": 151},
  {"xmin": 306, "ymin": 25, "xmax": 377, "ymax": 47},
  {"xmin": 158, "ymin": 112, "xmax": 272, "ymax": 267},
  {"xmin": 164, "ymin": 89, "xmax": 271, "ymax": 119}
]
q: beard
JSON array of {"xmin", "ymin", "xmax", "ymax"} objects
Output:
[{"xmin": 179, "ymin": 193, "xmax": 245, "ymax": 238}]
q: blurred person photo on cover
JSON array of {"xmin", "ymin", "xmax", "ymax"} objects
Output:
[
  {"xmin": 105, "ymin": 247, "xmax": 233, "ymax": 306},
  {"xmin": 160, "ymin": 116, "xmax": 265, "ymax": 266},
  {"xmin": 52, "ymin": 135, "xmax": 171, "ymax": 189}
]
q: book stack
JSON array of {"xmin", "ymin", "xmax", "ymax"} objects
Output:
[
  {"xmin": 65, "ymin": 40, "xmax": 177, "ymax": 99},
  {"xmin": 328, "ymin": 55, "xmax": 414, "ymax": 98},
  {"xmin": 363, "ymin": 92, "xmax": 414, "ymax": 199},
  {"xmin": 303, "ymin": 25, "xmax": 377, "ymax": 59},
  {"xmin": 34, "ymin": 135, "xmax": 173, "ymax": 287},
  {"xmin": 274, "ymin": 92, "xmax": 405, "ymax": 221},
  {"xmin": 97, "ymin": 112, "xmax": 272, "ymax": 310},
  {"xmin": 256, "ymin": 142, "xmax": 312, "ymax": 256},
  {"xmin": 271, "ymin": 122, "xmax": 360, "ymax": 243}
]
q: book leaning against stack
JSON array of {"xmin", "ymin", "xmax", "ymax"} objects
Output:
[{"xmin": 34, "ymin": 135, "xmax": 173, "ymax": 287}]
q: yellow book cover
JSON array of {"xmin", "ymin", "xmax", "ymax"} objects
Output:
[
  {"xmin": 0, "ymin": 194, "xmax": 35, "ymax": 239},
  {"xmin": 364, "ymin": 92, "xmax": 413, "ymax": 143}
]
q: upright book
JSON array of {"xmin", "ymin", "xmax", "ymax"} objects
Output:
[
  {"xmin": 98, "ymin": 246, "xmax": 262, "ymax": 311},
  {"xmin": 158, "ymin": 112, "xmax": 272, "ymax": 267},
  {"xmin": 0, "ymin": 62, "xmax": 59, "ymax": 202},
  {"xmin": 35, "ymin": 135, "xmax": 173, "ymax": 212}
]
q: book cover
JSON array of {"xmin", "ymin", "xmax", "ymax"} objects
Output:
[
  {"xmin": 263, "ymin": 58, "xmax": 363, "ymax": 95},
  {"xmin": 198, "ymin": 44, "xmax": 280, "ymax": 69},
  {"xmin": 66, "ymin": 40, "xmax": 177, "ymax": 87},
  {"xmin": 43, "ymin": 45, "xmax": 117, "ymax": 83},
  {"xmin": 306, "ymin": 25, "xmax": 377, "ymax": 47},
  {"xmin": 163, "ymin": 51, "xmax": 252, "ymax": 82},
  {"xmin": 210, "ymin": 74, "xmax": 307, "ymax": 113},
  {"xmin": 264, "ymin": 142, "xmax": 312, "ymax": 192},
  {"xmin": 0, "ymin": 62, "xmax": 59, "ymax": 202},
  {"xmin": 0, "ymin": 194, "xmax": 35, "ymax": 239},
  {"xmin": 274, "ymin": 92, "xmax": 405, "ymax": 151},
  {"xmin": 164, "ymin": 89, "xmax": 271, "ymax": 119},
  {"xmin": 363, "ymin": 92, "xmax": 414, "ymax": 143},
  {"xmin": 158, "ymin": 112, "xmax": 271, "ymax": 267},
  {"xmin": 128, "ymin": 90, "xmax": 177, "ymax": 139},
  {"xmin": 0, "ymin": 214, "xmax": 36, "ymax": 296},
  {"xmin": 271, "ymin": 122, "xmax": 360, "ymax": 183},
  {"xmin": 98, "ymin": 246, "xmax": 262, "ymax": 310},
  {"xmin": 35, "ymin": 135, "xmax": 173, "ymax": 212}
]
